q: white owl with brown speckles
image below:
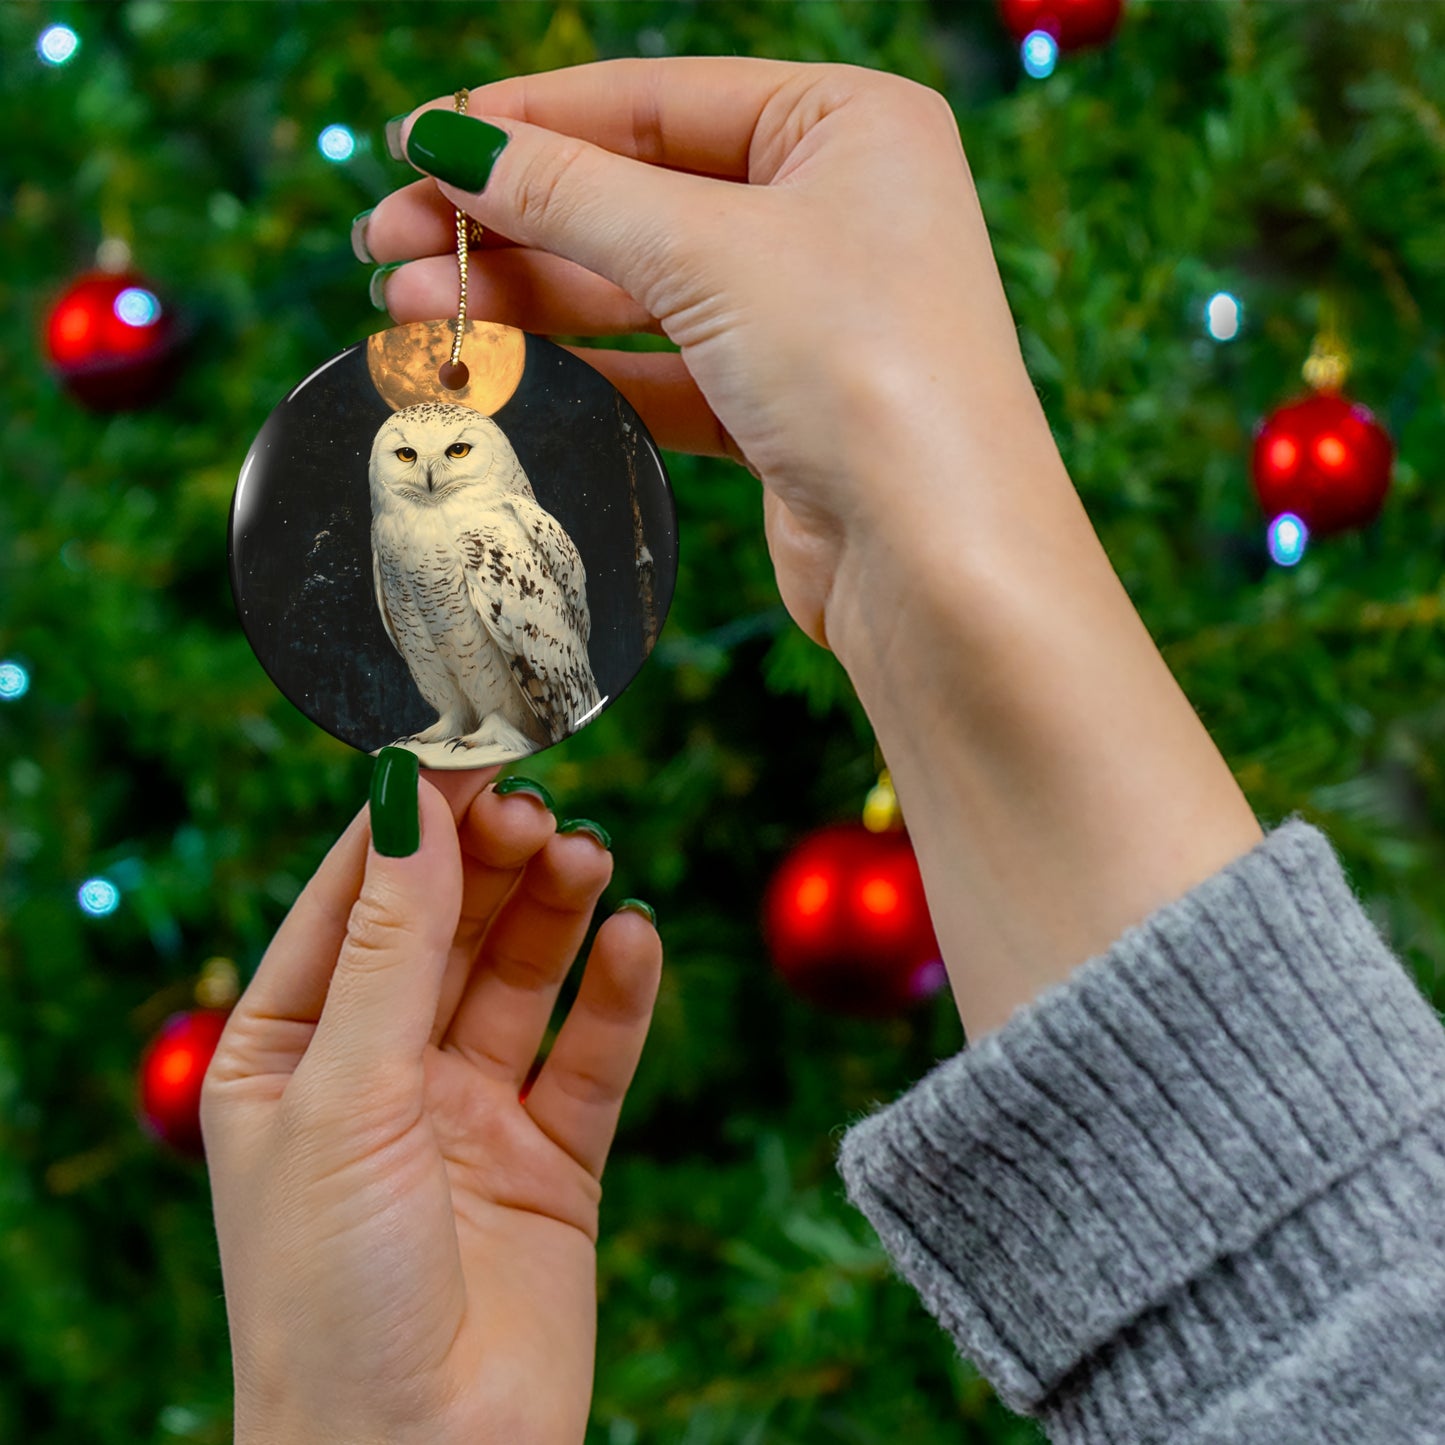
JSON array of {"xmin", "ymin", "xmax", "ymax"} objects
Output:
[{"xmin": 367, "ymin": 402, "xmax": 602, "ymax": 765}]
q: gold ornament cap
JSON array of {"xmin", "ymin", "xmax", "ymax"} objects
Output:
[
  {"xmin": 863, "ymin": 767, "xmax": 902, "ymax": 833},
  {"xmin": 1302, "ymin": 297, "xmax": 1350, "ymax": 393},
  {"xmin": 194, "ymin": 956, "xmax": 240, "ymax": 1010}
]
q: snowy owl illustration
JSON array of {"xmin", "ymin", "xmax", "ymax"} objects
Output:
[{"xmin": 368, "ymin": 401, "xmax": 602, "ymax": 763}]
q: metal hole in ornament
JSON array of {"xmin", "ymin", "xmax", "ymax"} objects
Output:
[{"xmin": 439, "ymin": 359, "xmax": 470, "ymax": 390}]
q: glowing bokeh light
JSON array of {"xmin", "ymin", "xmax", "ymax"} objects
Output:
[
  {"xmin": 909, "ymin": 959, "xmax": 948, "ymax": 1001},
  {"xmin": 114, "ymin": 287, "xmax": 161, "ymax": 328},
  {"xmin": 1267, "ymin": 512, "xmax": 1309, "ymax": 567},
  {"xmin": 38, "ymin": 24, "xmax": 79, "ymax": 66},
  {"xmin": 859, "ymin": 877, "xmax": 901, "ymax": 918},
  {"xmin": 0, "ymin": 661, "xmax": 29, "ymax": 700},
  {"xmin": 158, "ymin": 1046, "xmax": 198, "ymax": 1088},
  {"xmin": 78, "ymin": 877, "xmax": 121, "ymax": 917},
  {"xmin": 53, "ymin": 300, "xmax": 92, "ymax": 349},
  {"xmin": 1205, "ymin": 292, "xmax": 1241, "ymax": 341},
  {"xmin": 1315, "ymin": 434, "xmax": 1347, "ymax": 469},
  {"xmin": 318, "ymin": 124, "xmax": 357, "ymax": 162},
  {"xmin": 1021, "ymin": 30, "xmax": 1059, "ymax": 79},
  {"xmin": 794, "ymin": 872, "xmax": 831, "ymax": 918},
  {"xmin": 1267, "ymin": 436, "xmax": 1299, "ymax": 475}
]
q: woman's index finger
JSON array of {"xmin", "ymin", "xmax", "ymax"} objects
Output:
[{"xmin": 423, "ymin": 55, "xmax": 809, "ymax": 180}]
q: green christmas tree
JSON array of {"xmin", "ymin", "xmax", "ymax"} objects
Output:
[{"xmin": 1, "ymin": 3, "xmax": 1441, "ymax": 1442}]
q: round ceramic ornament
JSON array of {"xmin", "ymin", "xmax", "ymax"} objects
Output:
[{"xmin": 230, "ymin": 316, "xmax": 676, "ymax": 768}]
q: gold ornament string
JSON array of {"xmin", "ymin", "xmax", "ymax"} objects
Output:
[{"xmin": 440, "ymin": 88, "xmax": 485, "ymax": 390}]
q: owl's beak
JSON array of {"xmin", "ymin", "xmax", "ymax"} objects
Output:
[{"xmin": 424, "ymin": 465, "xmax": 436, "ymax": 493}]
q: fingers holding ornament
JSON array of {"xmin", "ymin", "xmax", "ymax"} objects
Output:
[
  {"xmin": 554, "ymin": 347, "xmax": 748, "ymax": 465},
  {"xmin": 438, "ymin": 823, "xmax": 615, "ymax": 1084},
  {"xmin": 522, "ymin": 903, "xmax": 663, "ymax": 1182},
  {"xmin": 428, "ymin": 778, "xmax": 561, "ymax": 1048},
  {"xmin": 355, "ymin": 176, "xmax": 517, "ymax": 265},
  {"xmin": 374, "ymin": 246, "xmax": 664, "ymax": 338}
]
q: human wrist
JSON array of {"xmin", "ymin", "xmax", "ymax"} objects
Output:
[
  {"xmin": 234, "ymin": 1411, "xmax": 397, "ymax": 1445},
  {"xmin": 822, "ymin": 364, "xmax": 1078, "ymax": 674},
  {"xmin": 825, "ymin": 419, "xmax": 1262, "ymax": 1038}
]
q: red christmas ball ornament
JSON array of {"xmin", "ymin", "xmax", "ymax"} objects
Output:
[
  {"xmin": 998, "ymin": 0, "xmax": 1124, "ymax": 50},
  {"xmin": 44, "ymin": 269, "xmax": 181, "ymax": 410},
  {"xmin": 764, "ymin": 822, "xmax": 945, "ymax": 1017},
  {"xmin": 1251, "ymin": 392, "xmax": 1393, "ymax": 537},
  {"xmin": 137, "ymin": 1009, "xmax": 230, "ymax": 1157}
]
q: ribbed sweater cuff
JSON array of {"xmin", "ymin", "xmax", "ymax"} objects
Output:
[{"xmin": 836, "ymin": 817, "xmax": 1445, "ymax": 1422}]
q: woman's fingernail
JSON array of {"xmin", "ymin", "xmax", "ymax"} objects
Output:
[
  {"xmin": 350, "ymin": 208, "xmax": 375, "ymax": 264},
  {"xmin": 558, "ymin": 818, "xmax": 612, "ymax": 851},
  {"xmin": 384, "ymin": 114, "xmax": 409, "ymax": 162},
  {"xmin": 370, "ymin": 746, "xmax": 420, "ymax": 857},
  {"xmin": 493, "ymin": 775, "xmax": 555, "ymax": 811},
  {"xmin": 369, "ymin": 262, "xmax": 404, "ymax": 312},
  {"xmin": 405, "ymin": 110, "xmax": 510, "ymax": 192},
  {"xmin": 617, "ymin": 898, "xmax": 656, "ymax": 926}
]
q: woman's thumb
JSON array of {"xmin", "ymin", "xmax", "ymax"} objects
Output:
[
  {"xmin": 304, "ymin": 749, "xmax": 463, "ymax": 1083},
  {"xmin": 397, "ymin": 107, "xmax": 722, "ymax": 311}
]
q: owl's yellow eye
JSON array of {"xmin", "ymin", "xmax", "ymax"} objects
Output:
[
  {"xmin": 395, "ymin": 446, "xmax": 417, "ymax": 462},
  {"xmin": 446, "ymin": 442, "xmax": 472, "ymax": 459}
]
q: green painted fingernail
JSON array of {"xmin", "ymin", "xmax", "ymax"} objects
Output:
[
  {"xmin": 558, "ymin": 818, "xmax": 612, "ymax": 850},
  {"xmin": 405, "ymin": 110, "xmax": 510, "ymax": 192},
  {"xmin": 493, "ymin": 775, "xmax": 555, "ymax": 811},
  {"xmin": 617, "ymin": 898, "xmax": 656, "ymax": 926},
  {"xmin": 370, "ymin": 746, "xmax": 420, "ymax": 857},
  {"xmin": 350, "ymin": 208, "xmax": 375, "ymax": 264},
  {"xmin": 384, "ymin": 114, "xmax": 409, "ymax": 162},
  {"xmin": 369, "ymin": 261, "xmax": 404, "ymax": 311}
]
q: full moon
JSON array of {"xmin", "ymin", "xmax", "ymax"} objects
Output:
[{"xmin": 367, "ymin": 319, "xmax": 526, "ymax": 415}]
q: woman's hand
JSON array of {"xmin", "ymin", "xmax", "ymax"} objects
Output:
[
  {"xmin": 362, "ymin": 59, "xmax": 1262, "ymax": 1040},
  {"xmin": 202, "ymin": 763, "xmax": 661, "ymax": 1445},
  {"xmin": 362, "ymin": 57, "xmax": 1053, "ymax": 659}
]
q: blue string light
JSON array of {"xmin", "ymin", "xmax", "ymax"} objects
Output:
[
  {"xmin": 37, "ymin": 24, "xmax": 79, "ymax": 66},
  {"xmin": 0, "ymin": 661, "xmax": 28, "ymax": 700},
  {"xmin": 1021, "ymin": 30, "xmax": 1059, "ymax": 79},
  {"xmin": 78, "ymin": 878, "xmax": 121, "ymax": 917},
  {"xmin": 114, "ymin": 287, "xmax": 162, "ymax": 328},
  {"xmin": 1267, "ymin": 512, "xmax": 1308, "ymax": 567},
  {"xmin": 318, "ymin": 124, "xmax": 357, "ymax": 162}
]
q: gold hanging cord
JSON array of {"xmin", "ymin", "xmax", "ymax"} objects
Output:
[{"xmin": 440, "ymin": 88, "xmax": 485, "ymax": 390}]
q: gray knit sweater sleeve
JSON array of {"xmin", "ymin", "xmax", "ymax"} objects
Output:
[{"xmin": 835, "ymin": 818, "xmax": 1445, "ymax": 1443}]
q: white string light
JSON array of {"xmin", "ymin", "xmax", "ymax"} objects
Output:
[
  {"xmin": 0, "ymin": 660, "xmax": 29, "ymax": 700},
  {"xmin": 38, "ymin": 24, "xmax": 79, "ymax": 66},
  {"xmin": 1205, "ymin": 292, "xmax": 1243, "ymax": 342},
  {"xmin": 318, "ymin": 124, "xmax": 356, "ymax": 162},
  {"xmin": 78, "ymin": 878, "xmax": 121, "ymax": 917}
]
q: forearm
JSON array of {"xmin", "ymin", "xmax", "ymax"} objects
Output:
[{"xmin": 827, "ymin": 391, "xmax": 1262, "ymax": 1039}]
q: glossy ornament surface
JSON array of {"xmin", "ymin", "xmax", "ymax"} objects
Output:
[
  {"xmin": 1251, "ymin": 391, "xmax": 1393, "ymax": 537},
  {"xmin": 44, "ymin": 270, "xmax": 180, "ymax": 410},
  {"xmin": 763, "ymin": 822, "xmax": 945, "ymax": 1018},
  {"xmin": 230, "ymin": 320, "xmax": 676, "ymax": 768},
  {"xmin": 138, "ymin": 1009, "xmax": 230, "ymax": 1157},
  {"xmin": 997, "ymin": 0, "xmax": 1124, "ymax": 49}
]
